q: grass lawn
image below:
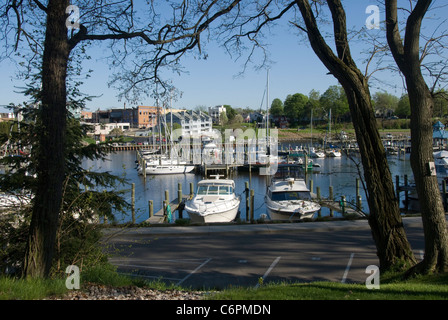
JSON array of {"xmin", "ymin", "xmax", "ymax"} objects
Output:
[
  {"xmin": 208, "ymin": 272, "xmax": 448, "ymax": 300},
  {"xmin": 2, "ymin": 270, "xmax": 447, "ymax": 300}
]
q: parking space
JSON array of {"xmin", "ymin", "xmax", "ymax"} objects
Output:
[
  {"xmin": 102, "ymin": 218, "xmax": 426, "ymax": 289},
  {"xmin": 105, "ymin": 234, "xmax": 377, "ymax": 288},
  {"xmin": 109, "ymin": 257, "xmax": 213, "ymax": 286}
]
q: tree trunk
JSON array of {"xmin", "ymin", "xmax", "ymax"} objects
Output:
[
  {"xmin": 295, "ymin": 0, "xmax": 416, "ymax": 271},
  {"xmin": 407, "ymin": 77, "xmax": 448, "ymax": 273},
  {"xmin": 24, "ymin": 0, "xmax": 70, "ymax": 278},
  {"xmin": 343, "ymin": 85, "xmax": 416, "ymax": 271},
  {"xmin": 385, "ymin": 0, "xmax": 448, "ymax": 274}
]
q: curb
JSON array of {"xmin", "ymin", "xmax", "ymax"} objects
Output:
[{"xmin": 102, "ymin": 216, "xmax": 425, "ymax": 238}]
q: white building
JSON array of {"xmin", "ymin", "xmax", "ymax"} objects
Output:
[
  {"xmin": 90, "ymin": 122, "xmax": 131, "ymax": 136},
  {"xmin": 208, "ymin": 105, "xmax": 226, "ymax": 124},
  {"xmin": 166, "ymin": 110, "xmax": 213, "ymax": 136}
]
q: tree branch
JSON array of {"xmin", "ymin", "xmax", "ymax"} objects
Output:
[
  {"xmin": 32, "ymin": 0, "xmax": 47, "ymax": 12},
  {"xmin": 403, "ymin": 0, "xmax": 432, "ymax": 66}
]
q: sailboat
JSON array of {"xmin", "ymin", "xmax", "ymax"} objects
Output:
[
  {"xmin": 138, "ymin": 96, "xmax": 195, "ymax": 175},
  {"xmin": 324, "ymin": 109, "xmax": 341, "ymax": 157}
]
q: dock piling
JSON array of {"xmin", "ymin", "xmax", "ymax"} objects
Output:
[
  {"xmin": 245, "ymin": 181, "xmax": 250, "ymax": 221},
  {"xmin": 250, "ymin": 189, "xmax": 254, "ymax": 223},
  {"xmin": 132, "ymin": 183, "xmax": 135, "ymax": 224},
  {"xmin": 149, "ymin": 200, "xmax": 153, "ymax": 219}
]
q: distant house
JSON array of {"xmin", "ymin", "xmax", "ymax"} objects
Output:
[
  {"xmin": 248, "ymin": 112, "xmax": 264, "ymax": 123},
  {"xmin": 0, "ymin": 112, "xmax": 15, "ymax": 122},
  {"xmin": 208, "ymin": 105, "xmax": 226, "ymax": 124},
  {"xmin": 433, "ymin": 121, "xmax": 448, "ymax": 148},
  {"xmin": 272, "ymin": 115, "xmax": 289, "ymax": 128},
  {"xmin": 135, "ymin": 106, "xmax": 158, "ymax": 129},
  {"xmin": 91, "ymin": 123, "xmax": 131, "ymax": 141},
  {"xmin": 80, "ymin": 111, "xmax": 93, "ymax": 121}
]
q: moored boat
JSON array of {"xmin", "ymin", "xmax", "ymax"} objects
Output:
[
  {"xmin": 265, "ymin": 164, "xmax": 321, "ymax": 220},
  {"xmin": 184, "ymin": 175, "xmax": 240, "ymax": 223},
  {"xmin": 326, "ymin": 149, "xmax": 342, "ymax": 157},
  {"xmin": 138, "ymin": 157, "xmax": 195, "ymax": 175},
  {"xmin": 309, "ymin": 147, "xmax": 325, "ymax": 158}
]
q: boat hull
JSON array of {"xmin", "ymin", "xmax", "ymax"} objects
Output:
[
  {"xmin": 185, "ymin": 199, "xmax": 240, "ymax": 223},
  {"xmin": 143, "ymin": 165, "xmax": 195, "ymax": 175},
  {"xmin": 265, "ymin": 200, "xmax": 320, "ymax": 220},
  {"xmin": 266, "ymin": 207, "xmax": 317, "ymax": 220}
]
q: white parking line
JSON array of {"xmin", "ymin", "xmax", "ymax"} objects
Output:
[
  {"xmin": 176, "ymin": 258, "xmax": 212, "ymax": 286},
  {"xmin": 341, "ymin": 253, "xmax": 355, "ymax": 283},
  {"xmin": 255, "ymin": 256, "xmax": 281, "ymax": 289}
]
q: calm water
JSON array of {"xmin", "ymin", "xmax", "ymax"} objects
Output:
[{"xmin": 82, "ymin": 148, "xmax": 414, "ymax": 224}]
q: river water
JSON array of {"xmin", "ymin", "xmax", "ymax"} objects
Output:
[{"xmin": 82, "ymin": 145, "xmax": 414, "ymax": 224}]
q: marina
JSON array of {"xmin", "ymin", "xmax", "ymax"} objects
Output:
[{"xmin": 82, "ymin": 143, "xmax": 416, "ymax": 224}]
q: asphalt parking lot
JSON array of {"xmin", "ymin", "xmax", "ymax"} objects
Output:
[{"xmin": 102, "ymin": 217, "xmax": 426, "ymax": 289}]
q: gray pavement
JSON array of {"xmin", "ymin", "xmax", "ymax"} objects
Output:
[
  {"xmin": 101, "ymin": 216, "xmax": 432, "ymax": 289},
  {"xmin": 102, "ymin": 216, "xmax": 424, "ymax": 237}
]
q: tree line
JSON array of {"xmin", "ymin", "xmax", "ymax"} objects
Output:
[{"xmin": 270, "ymin": 87, "xmax": 448, "ymax": 124}]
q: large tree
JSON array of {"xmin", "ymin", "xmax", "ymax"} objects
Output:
[
  {"xmin": 1, "ymin": 0, "xmax": 242, "ymax": 278},
  {"xmin": 284, "ymin": 92, "xmax": 308, "ymax": 122},
  {"xmin": 293, "ymin": 0, "xmax": 416, "ymax": 270},
  {"xmin": 270, "ymin": 98, "xmax": 284, "ymax": 116},
  {"xmin": 319, "ymin": 85, "xmax": 350, "ymax": 122},
  {"xmin": 22, "ymin": 0, "xmax": 72, "ymax": 278},
  {"xmin": 386, "ymin": 0, "xmax": 448, "ymax": 274}
]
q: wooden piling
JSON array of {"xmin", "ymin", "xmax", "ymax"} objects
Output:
[
  {"xmin": 341, "ymin": 195, "xmax": 346, "ymax": 215},
  {"xmin": 250, "ymin": 189, "xmax": 254, "ymax": 223},
  {"xmin": 245, "ymin": 181, "xmax": 250, "ymax": 221},
  {"xmin": 329, "ymin": 186, "xmax": 334, "ymax": 217},
  {"xmin": 131, "ymin": 183, "xmax": 135, "ymax": 224},
  {"xmin": 164, "ymin": 190, "xmax": 169, "ymax": 219},
  {"xmin": 178, "ymin": 183, "xmax": 183, "ymax": 219},
  {"xmin": 404, "ymin": 174, "xmax": 409, "ymax": 211},
  {"xmin": 356, "ymin": 178, "xmax": 360, "ymax": 199},
  {"xmin": 316, "ymin": 186, "xmax": 321, "ymax": 217}
]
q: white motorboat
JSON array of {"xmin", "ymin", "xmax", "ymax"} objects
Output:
[
  {"xmin": 433, "ymin": 150, "xmax": 448, "ymax": 173},
  {"xmin": 265, "ymin": 165, "xmax": 321, "ymax": 220},
  {"xmin": 326, "ymin": 149, "xmax": 342, "ymax": 157},
  {"xmin": 309, "ymin": 147, "xmax": 325, "ymax": 158},
  {"xmin": 185, "ymin": 175, "xmax": 240, "ymax": 223}
]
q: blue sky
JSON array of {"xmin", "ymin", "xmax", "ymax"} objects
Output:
[{"xmin": 0, "ymin": 1, "xmax": 433, "ymax": 113}]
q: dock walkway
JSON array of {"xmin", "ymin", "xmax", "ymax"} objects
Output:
[{"xmin": 145, "ymin": 195, "xmax": 191, "ymax": 224}]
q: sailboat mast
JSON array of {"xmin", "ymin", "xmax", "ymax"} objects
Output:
[{"xmin": 266, "ymin": 69, "xmax": 269, "ymax": 138}]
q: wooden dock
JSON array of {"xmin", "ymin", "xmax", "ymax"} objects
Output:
[
  {"xmin": 319, "ymin": 199, "xmax": 365, "ymax": 217},
  {"xmin": 145, "ymin": 194, "xmax": 191, "ymax": 224}
]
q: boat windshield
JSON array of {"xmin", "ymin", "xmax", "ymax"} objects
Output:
[
  {"xmin": 197, "ymin": 185, "xmax": 233, "ymax": 195},
  {"xmin": 198, "ymin": 186, "xmax": 208, "ymax": 195},
  {"xmin": 271, "ymin": 191, "xmax": 311, "ymax": 201}
]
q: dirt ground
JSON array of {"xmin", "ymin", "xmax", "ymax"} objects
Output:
[{"xmin": 277, "ymin": 129, "xmax": 325, "ymax": 142}]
